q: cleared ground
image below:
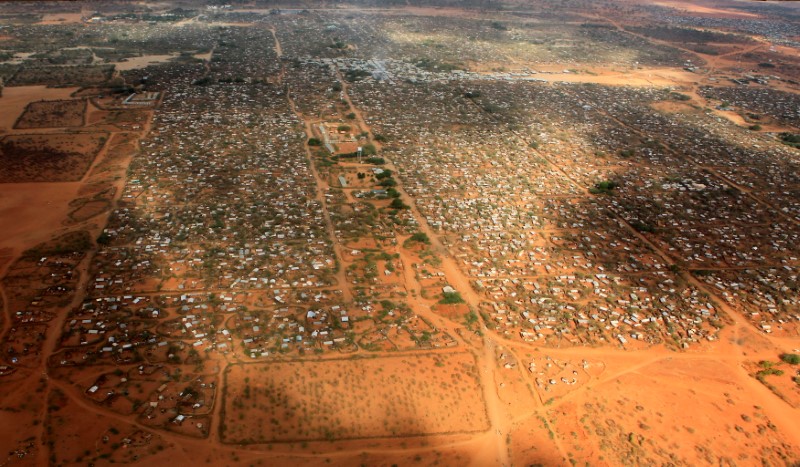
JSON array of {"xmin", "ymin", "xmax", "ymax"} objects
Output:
[
  {"xmin": 15, "ymin": 99, "xmax": 86, "ymax": 129},
  {"xmin": 222, "ymin": 353, "xmax": 489, "ymax": 443},
  {"xmin": 0, "ymin": 132, "xmax": 106, "ymax": 182}
]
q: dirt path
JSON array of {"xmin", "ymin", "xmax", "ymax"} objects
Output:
[
  {"xmin": 36, "ymin": 253, "xmax": 94, "ymax": 466},
  {"xmin": 459, "ymin": 91, "xmax": 800, "ymax": 454},
  {"xmin": 395, "ymin": 240, "xmax": 464, "ymax": 341},
  {"xmin": 34, "ymin": 103, "xmax": 157, "ymax": 464},
  {"xmin": 0, "ymin": 66, "xmax": 160, "ymax": 462},
  {"xmin": 334, "ymin": 66, "xmax": 513, "ymax": 466},
  {"xmin": 269, "ymin": 27, "xmax": 286, "ymax": 85},
  {"xmin": 79, "ymin": 132, "xmax": 113, "ymax": 184},
  {"xmin": 286, "ymin": 94, "xmax": 353, "ymax": 305},
  {"xmin": 0, "ymin": 262, "xmax": 10, "ymax": 348},
  {"xmin": 269, "ymin": 27, "xmax": 282, "ymax": 58}
]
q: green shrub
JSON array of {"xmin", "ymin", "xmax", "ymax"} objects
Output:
[
  {"xmin": 409, "ymin": 232, "xmax": 430, "ymax": 244},
  {"xmin": 389, "ymin": 198, "xmax": 409, "ymax": 210},
  {"xmin": 779, "ymin": 133, "xmax": 800, "ymax": 148},
  {"xmin": 780, "ymin": 353, "xmax": 800, "ymax": 365},
  {"xmin": 589, "ymin": 180, "xmax": 618, "ymax": 195},
  {"xmin": 440, "ymin": 291, "xmax": 465, "ymax": 304},
  {"xmin": 362, "ymin": 143, "xmax": 377, "ymax": 155}
]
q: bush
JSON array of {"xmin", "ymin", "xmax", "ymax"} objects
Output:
[
  {"xmin": 344, "ymin": 69, "xmax": 371, "ymax": 82},
  {"xmin": 440, "ymin": 291, "xmax": 465, "ymax": 304},
  {"xmin": 780, "ymin": 353, "xmax": 800, "ymax": 365},
  {"xmin": 192, "ymin": 76, "xmax": 213, "ymax": 86},
  {"xmin": 362, "ymin": 143, "xmax": 377, "ymax": 156},
  {"xmin": 589, "ymin": 180, "xmax": 618, "ymax": 195},
  {"xmin": 308, "ymin": 138, "xmax": 322, "ymax": 146},
  {"xmin": 630, "ymin": 221, "xmax": 655, "ymax": 233},
  {"xmin": 483, "ymin": 103, "xmax": 502, "ymax": 113},
  {"xmin": 389, "ymin": 198, "xmax": 409, "ymax": 210},
  {"xmin": 405, "ymin": 232, "xmax": 430, "ymax": 245},
  {"xmin": 337, "ymin": 124, "xmax": 351, "ymax": 132},
  {"xmin": 464, "ymin": 311, "xmax": 479, "ymax": 329},
  {"xmin": 779, "ymin": 133, "xmax": 800, "ymax": 148}
]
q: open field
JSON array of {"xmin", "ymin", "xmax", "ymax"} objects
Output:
[
  {"xmin": 547, "ymin": 356, "xmax": 798, "ymax": 465},
  {"xmin": 8, "ymin": 65, "xmax": 114, "ymax": 87},
  {"xmin": 0, "ymin": 133, "xmax": 106, "ymax": 183},
  {"xmin": 15, "ymin": 99, "xmax": 86, "ymax": 129},
  {"xmin": 0, "ymin": 86, "xmax": 79, "ymax": 132},
  {"xmin": 222, "ymin": 353, "xmax": 489, "ymax": 443},
  {"xmin": 0, "ymin": 182, "xmax": 83, "ymax": 252}
]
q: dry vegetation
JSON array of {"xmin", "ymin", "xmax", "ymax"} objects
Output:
[
  {"xmin": 222, "ymin": 353, "xmax": 489, "ymax": 443},
  {"xmin": 14, "ymin": 99, "xmax": 86, "ymax": 129},
  {"xmin": 0, "ymin": 133, "xmax": 106, "ymax": 182}
]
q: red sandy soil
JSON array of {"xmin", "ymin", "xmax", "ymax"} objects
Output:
[
  {"xmin": 0, "ymin": 182, "xmax": 83, "ymax": 255},
  {"xmin": 38, "ymin": 12, "xmax": 85, "ymax": 25},
  {"xmin": 15, "ymin": 99, "xmax": 86, "ymax": 129},
  {"xmin": 222, "ymin": 353, "xmax": 489, "ymax": 443},
  {"xmin": 652, "ymin": 1, "xmax": 762, "ymax": 18},
  {"xmin": 0, "ymin": 86, "xmax": 79, "ymax": 133}
]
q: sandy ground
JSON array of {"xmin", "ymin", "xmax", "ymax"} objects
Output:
[
  {"xmin": 38, "ymin": 12, "xmax": 85, "ymax": 25},
  {"xmin": 479, "ymin": 67, "xmax": 701, "ymax": 87},
  {"xmin": 113, "ymin": 54, "xmax": 179, "ymax": 71},
  {"xmin": 223, "ymin": 354, "xmax": 488, "ymax": 443},
  {"xmin": 0, "ymin": 86, "xmax": 80, "ymax": 133},
  {"xmin": 652, "ymin": 1, "xmax": 761, "ymax": 18},
  {"xmin": 0, "ymin": 182, "xmax": 82, "ymax": 255}
]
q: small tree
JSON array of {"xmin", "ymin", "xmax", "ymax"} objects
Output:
[
  {"xmin": 362, "ymin": 143, "xmax": 377, "ymax": 156},
  {"xmin": 780, "ymin": 353, "xmax": 800, "ymax": 365},
  {"xmin": 589, "ymin": 180, "xmax": 618, "ymax": 195},
  {"xmin": 409, "ymin": 232, "xmax": 430, "ymax": 244},
  {"xmin": 440, "ymin": 291, "xmax": 465, "ymax": 304},
  {"xmin": 389, "ymin": 198, "xmax": 409, "ymax": 210}
]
